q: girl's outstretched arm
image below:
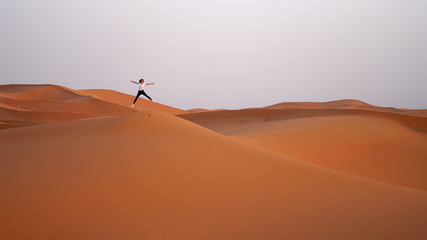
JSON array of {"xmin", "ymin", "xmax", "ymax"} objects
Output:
[
  {"xmin": 130, "ymin": 80, "xmax": 138, "ymax": 84},
  {"xmin": 146, "ymin": 82, "xmax": 155, "ymax": 85}
]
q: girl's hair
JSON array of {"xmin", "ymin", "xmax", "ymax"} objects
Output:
[{"xmin": 139, "ymin": 79, "xmax": 144, "ymax": 83}]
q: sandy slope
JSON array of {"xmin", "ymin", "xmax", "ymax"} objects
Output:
[
  {"xmin": 0, "ymin": 84, "xmax": 186, "ymax": 129},
  {"xmin": 1, "ymin": 111, "xmax": 427, "ymax": 240},
  {"xmin": 233, "ymin": 115, "xmax": 427, "ymax": 191},
  {"xmin": 179, "ymin": 108, "xmax": 427, "ymax": 191},
  {"xmin": 80, "ymin": 89, "xmax": 187, "ymax": 115}
]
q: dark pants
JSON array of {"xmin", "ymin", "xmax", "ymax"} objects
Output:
[{"xmin": 133, "ymin": 90, "xmax": 152, "ymax": 104}]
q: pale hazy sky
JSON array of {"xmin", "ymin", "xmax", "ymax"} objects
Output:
[{"xmin": 1, "ymin": 0, "xmax": 426, "ymax": 110}]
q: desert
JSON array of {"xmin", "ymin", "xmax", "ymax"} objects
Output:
[{"xmin": 1, "ymin": 84, "xmax": 427, "ymax": 239}]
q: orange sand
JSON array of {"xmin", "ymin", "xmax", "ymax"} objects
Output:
[
  {"xmin": 180, "ymin": 108, "xmax": 427, "ymax": 191},
  {"xmin": 1, "ymin": 84, "xmax": 427, "ymax": 240},
  {"xmin": 0, "ymin": 84, "xmax": 185, "ymax": 129}
]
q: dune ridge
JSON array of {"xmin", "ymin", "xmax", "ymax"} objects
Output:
[
  {"xmin": 0, "ymin": 84, "xmax": 186, "ymax": 129},
  {"xmin": 0, "ymin": 84, "xmax": 90, "ymax": 101},
  {"xmin": 80, "ymin": 89, "xmax": 187, "ymax": 115},
  {"xmin": 264, "ymin": 99, "xmax": 427, "ymax": 117},
  {"xmin": 189, "ymin": 99, "xmax": 427, "ymax": 117}
]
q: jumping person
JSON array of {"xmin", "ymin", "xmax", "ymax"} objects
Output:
[{"xmin": 130, "ymin": 79, "xmax": 155, "ymax": 108}]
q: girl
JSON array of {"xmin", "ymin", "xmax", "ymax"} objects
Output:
[{"xmin": 130, "ymin": 79, "xmax": 155, "ymax": 107}]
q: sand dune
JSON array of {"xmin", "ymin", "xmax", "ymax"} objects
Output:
[
  {"xmin": 0, "ymin": 84, "xmax": 88, "ymax": 101},
  {"xmin": 80, "ymin": 89, "xmax": 187, "ymax": 115},
  {"xmin": 1, "ymin": 84, "xmax": 427, "ymax": 239},
  {"xmin": 180, "ymin": 108, "xmax": 427, "ymax": 134},
  {"xmin": 264, "ymin": 99, "xmax": 426, "ymax": 117},
  {"xmin": 188, "ymin": 99, "xmax": 427, "ymax": 116},
  {"xmin": 179, "ymin": 108, "xmax": 427, "ymax": 191},
  {"xmin": 0, "ymin": 84, "xmax": 186, "ymax": 129},
  {"xmin": 265, "ymin": 99, "xmax": 384, "ymax": 110},
  {"xmin": 187, "ymin": 108, "xmax": 211, "ymax": 113},
  {"xmin": 1, "ymin": 110, "xmax": 427, "ymax": 240},
  {"xmin": 187, "ymin": 108, "xmax": 228, "ymax": 113},
  {"xmin": 403, "ymin": 110, "xmax": 427, "ymax": 117},
  {"xmin": 0, "ymin": 107, "xmax": 98, "ymax": 125},
  {"xmin": 233, "ymin": 115, "xmax": 427, "ymax": 191}
]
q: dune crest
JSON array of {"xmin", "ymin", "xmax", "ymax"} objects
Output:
[
  {"xmin": 80, "ymin": 89, "xmax": 187, "ymax": 115},
  {"xmin": 264, "ymin": 99, "xmax": 426, "ymax": 116},
  {"xmin": 0, "ymin": 84, "xmax": 91, "ymax": 101},
  {"xmin": 0, "ymin": 84, "xmax": 186, "ymax": 129}
]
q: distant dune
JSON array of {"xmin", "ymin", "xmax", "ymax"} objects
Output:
[
  {"xmin": 263, "ymin": 99, "xmax": 427, "ymax": 117},
  {"xmin": 187, "ymin": 108, "xmax": 229, "ymax": 113},
  {"xmin": 1, "ymin": 84, "xmax": 427, "ymax": 239},
  {"xmin": 179, "ymin": 108, "xmax": 427, "ymax": 191}
]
